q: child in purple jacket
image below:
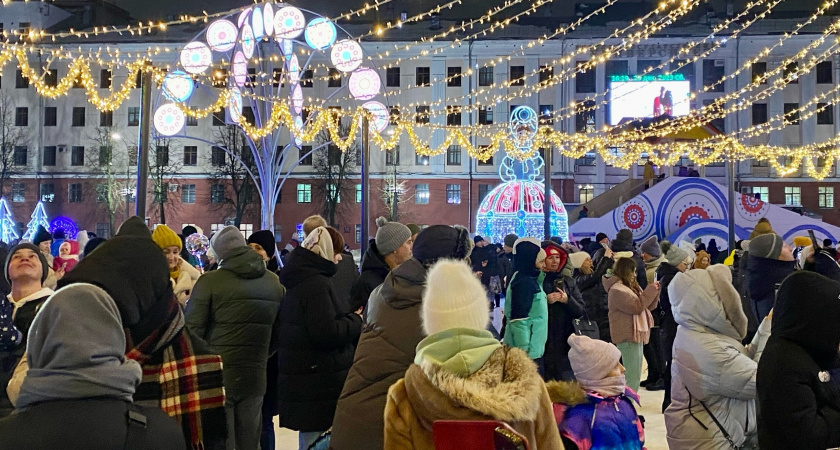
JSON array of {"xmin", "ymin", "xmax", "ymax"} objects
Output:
[{"xmin": 547, "ymin": 334, "xmax": 645, "ymax": 450}]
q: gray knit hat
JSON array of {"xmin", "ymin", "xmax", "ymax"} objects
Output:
[
  {"xmin": 210, "ymin": 226, "xmax": 247, "ymax": 261},
  {"xmin": 374, "ymin": 217, "xmax": 412, "ymax": 256},
  {"xmin": 665, "ymin": 245, "xmax": 689, "ymax": 267},
  {"xmin": 750, "ymin": 233, "xmax": 784, "ymax": 260},
  {"xmin": 504, "ymin": 233, "xmax": 519, "ymax": 248},
  {"xmin": 641, "ymin": 235, "xmax": 661, "ymax": 258}
]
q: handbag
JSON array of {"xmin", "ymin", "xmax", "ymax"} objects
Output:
[{"xmin": 573, "ymin": 314, "xmax": 600, "ymax": 340}]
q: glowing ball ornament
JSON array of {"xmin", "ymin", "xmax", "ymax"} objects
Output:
[
  {"xmin": 331, "ymin": 39, "xmax": 363, "ymax": 72},
  {"xmin": 291, "ymin": 85, "xmax": 303, "ymax": 114},
  {"xmin": 263, "ymin": 3, "xmax": 274, "ymax": 36},
  {"xmin": 241, "ymin": 24, "xmax": 256, "ymax": 58},
  {"xmin": 232, "ymin": 51, "xmax": 248, "ymax": 87},
  {"xmin": 237, "ymin": 8, "xmax": 250, "ymax": 27},
  {"xmin": 228, "ymin": 87, "xmax": 243, "ymax": 124},
  {"xmin": 206, "ymin": 19, "xmax": 238, "ymax": 52},
  {"xmin": 281, "ymin": 39, "xmax": 294, "ymax": 59},
  {"xmin": 304, "ymin": 18, "xmax": 336, "ymax": 50},
  {"xmin": 288, "ymin": 55, "xmax": 300, "ymax": 84},
  {"xmin": 275, "ymin": 6, "xmax": 305, "ymax": 39},
  {"xmin": 161, "ymin": 71, "xmax": 194, "ymax": 102},
  {"xmin": 51, "ymin": 217, "xmax": 78, "ymax": 241},
  {"xmin": 153, "ymin": 104, "xmax": 186, "ymax": 136},
  {"xmin": 349, "ymin": 67, "xmax": 381, "ymax": 100},
  {"xmin": 362, "ymin": 101, "xmax": 389, "ymax": 132},
  {"xmin": 294, "ymin": 115, "xmax": 304, "ymax": 147},
  {"xmin": 185, "ymin": 233, "xmax": 210, "ymax": 270},
  {"xmin": 180, "ymin": 42, "xmax": 212, "ymax": 74},
  {"xmin": 252, "ymin": 7, "xmax": 264, "ymax": 40}
]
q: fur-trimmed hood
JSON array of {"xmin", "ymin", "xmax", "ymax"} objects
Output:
[
  {"xmin": 546, "ymin": 380, "xmax": 589, "ymax": 407},
  {"xmin": 403, "ymin": 346, "xmax": 545, "ymax": 425},
  {"xmin": 669, "ymin": 264, "xmax": 747, "ymax": 341}
]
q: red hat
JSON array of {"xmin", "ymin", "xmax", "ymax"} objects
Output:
[{"xmin": 541, "ymin": 240, "xmax": 568, "ymax": 270}]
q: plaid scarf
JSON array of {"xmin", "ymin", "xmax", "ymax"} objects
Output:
[{"xmin": 126, "ymin": 297, "xmax": 227, "ymax": 450}]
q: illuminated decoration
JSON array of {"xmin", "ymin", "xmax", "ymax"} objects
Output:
[
  {"xmin": 161, "ymin": 71, "xmax": 194, "ymax": 102},
  {"xmin": 476, "ymin": 107, "xmax": 569, "ymax": 243},
  {"xmin": 252, "ymin": 7, "xmax": 265, "ymax": 40},
  {"xmin": 22, "ymin": 202, "xmax": 50, "ymax": 242},
  {"xmin": 206, "ymin": 19, "xmax": 238, "ymax": 52},
  {"xmin": 291, "ymin": 84, "xmax": 303, "ymax": 114},
  {"xmin": 349, "ymin": 67, "xmax": 381, "ymax": 100},
  {"xmin": 241, "ymin": 24, "xmax": 256, "ymax": 59},
  {"xmin": 263, "ymin": 3, "xmax": 275, "ymax": 37},
  {"xmin": 153, "ymin": 103, "xmax": 186, "ymax": 136},
  {"xmin": 179, "ymin": 41, "xmax": 212, "ymax": 74},
  {"xmin": 331, "ymin": 39, "xmax": 363, "ymax": 72},
  {"xmin": 275, "ymin": 6, "xmax": 305, "ymax": 39},
  {"xmin": 237, "ymin": 8, "xmax": 250, "ymax": 27},
  {"xmin": 304, "ymin": 18, "xmax": 337, "ymax": 50},
  {"xmin": 288, "ymin": 54, "xmax": 301, "ymax": 84},
  {"xmin": 228, "ymin": 87, "xmax": 243, "ymax": 123},
  {"xmin": 362, "ymin": 101, "xmax": 389, "ymax": 132},
  {"xmin": 232, "ymin": 51, "xmax": 248, "ymax": 87},
  {"xmin": 0, "ymin": 199, "xmax": 18, "ymax": 244},
  {"xmin": 50, "ymin": 217, "xmax": 77, "ymax": 243},
  {"xmin": 281, "ymin": 39, "xmax": 294, "ymax": 59}
]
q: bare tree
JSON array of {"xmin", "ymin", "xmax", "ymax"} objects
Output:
[
  {"xmin": 379, "ymin": 165, "xmax": 411, "ymax": 222},
  {"xmin": 313, "ymin": 120, "xmax": 359, "ymax": 227},
  {"xmin": 149, "ymin": 137, "xmax": 183, "ymax": 225},
  {"xmin": 207, "ymin": 125, "xmax": 259, "ymax": 227},
  {"xmin": 84, "ymin": 127, "xmax": 130, "ymax": 236},
  {"xmin": 0, "ymin": 94, "xmax": 26, "ymax": 198}
]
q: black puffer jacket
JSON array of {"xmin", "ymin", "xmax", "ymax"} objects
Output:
[
  {"xmin": 655, "ymin": 261, "xmax": 681, "ymax": 332},
  {"xmin": 276, "ymin": 246, "xmax": 362, "ymax": 432},
  {"xmin": 541, "ymin": 266, "xmax": 585, "ymax": 381},
  {"xmin": 349, "ymin": 240, "xmax": 390, "ymax": 312},
  {"xmin": 747, "ymin": 255, "xmax": 794, "ymax": 322},
  {"xmin": 574, "ymin": 256, "xmax": 613, "ymax": 342},
  {"xmin": 185, "ymin": 246, "xmax": 284, "ymax": 398}
]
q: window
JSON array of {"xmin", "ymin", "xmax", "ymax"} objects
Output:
[
  {"xmin": 750, "ymin": 186, "xmax": 769, "ymax": 201},
  {"xmin": 44, "ymin": 70, "xmax": 57, "ymax": 87},
  {"xmin": 12, "ymin": 183, "xmax": 25, "ymax": 203},
  {"xmin": 819, "ymin": 186, "xmax": 835, "ymax": 208},
  {"xmin": 575, "ymin": 100, "xmax": 596, "ymax": 133},
  {"xmin": 13, "ymin": 146, "xmax": 27, "ymax": 166},
  {"xmin": 539, "ymin": 65, "xmax": 554, "ymax": 83},
  {"xmin": 478, "ymin": 107, "xmax": 494, "ymax": 125},
  {"xmin": 14, "ymin": 107, "xmax": 27, "ymax": 126},
  {"xmin": 271, "ymin": 68, "xmax": 283, "ymax": 88},
  {"xmin": 702, "ymin": 59, "xmax": 725, "ymax": 92},
  {"xmin": 127, "ymin": 107, "xmax": 140, "ymax": 126},
  {"xmin": 817, "ymin": 61, "xmax": 833, "ymax": 84},
  {"xmin": 576, "ymin": 153, "xmax": 596, "ymax": 166},
  {"xmin": 784, "ymin": 103, "xmax": 801, "ymax": 125},
  {"xmin": 446, "ymin": 184, "xmax": 461, "ymax": 204},
  {"xmin": 752, "ymin": 62, "xmax": 767, "ymax": 84},
  {"xmin": 752, "ymin": 103, "xmax": 768, "ymax": 125},
  {"xmin": 478, "ymin": 150, "xmax": 494, "ymax": 166},
  {"xmin": 575, "ymin": 62, "xmax": 596, "ymax": 93},
  {"xmin": 300, "ymin": 70, "xmax": 314, "ymax": 87},
  {"xmin": 478, "ymin": 67, "xmax": 493, "ymax": 86},
  {"xmin": 100, "ymin": 69, "xmax": 112, "ymax": 89},
  {"xmin": 446, "ymin": 145, "xmax": 462, "ymax": 165},
  {"xmin": 95, "ymin": 223, "xmax": 110, "ymax": 239},
  {"xmin": 154, "ymin": 146, "xmax": 169, "ymax": 166},
  {"xmin": 44, "ymin": 107, "xmax": 57, "ymax": 126},
  {"xmin": 510, "ymin": 66, "xmax": 525, "ymax": 86},
  {"xmin": 415, "ymin": 184, "xmax": 429, "ymax": 204},
  {"xmin": 637, "ymin": 59, "xmax": 662, "ymax": 76},
  {"xmin": 72, "ymin": 107, "xmax": 85, "ymax": 127},
  {"xmin": 18, "ymin": 22, "xmax": 30, "ymax": 35},
  {"xmin": 539, "ymin": 105, "xmax": 554, "ymax": 125},
  {"xmin": 15, "ymin": 70, "xmax": 28, "ymax": 89},
  {"xmin": 385, "ymin": 146, "xmax": 400, "ymax": 165},
  {"xmin": 447, "ymin": 67, "xmax": 461, "ymax": 86},
  {"xmin": 386, "ymin": 67, "xmax": 400, "ymax": 87},
  {"xmin": 478, "ymin": 184, "xmax": 492, "ymax": 203},
  {"xmin": 71, "ymin": 146, "xmax": 85, "ymax": 166},
  {"xmin": 415, "ymin": 151, "xmax": 429, "ymax": 166},
  {"xmin": 388, "ymin": 106, "xmax": 400, "ymax": 125},
  {"xmin": 299, "ymin": 145, "xmax": 312, "ymax": 165},
  {"xmin": 297, "ymin": 183, "xmax": 312, "ymax": 203},
  {"xmin": 99, "ymin": 111, "xmax": 113, "ymax": 127},
  {"xmin": 241, "ymin": 107, "xmax": 255, "ymax": 125},
  {"xmin": 39, "ymin": 183, "xmax": 54, "ymax": 202},
  {"xmin": 186, "ymin": 115, "xmax": 198, "ymax": 126},
  {"xmin": 68, "ymin": 183, "xmax": 82, "ymax": 203},
  {"xmin": 415, "ymin": 106, "xmax": 430, "ymax": 125},
  {"xmin": 43, "ymin": 146, "xmax": 56, "ymax": 166},
  {"xmin": 95, "ymin": 184, "xmax": 108, "ymax": 203},
  {"xmin": 355, "ymin": 224, "xmax": 362, "ymax": 244},
  {"xmin": 415, "ymin": 67, "xmax": 430, "ymax": 86},
  {"xmin": 212, "ymin": 109, "xmax": 226, "ymax": 126},
  {"xmin": 784, "ymin": 186, "xmax": 801, "ymax": 205},
  {"xmin": 783, "ymin": 62, "xmax": 799, "ymax": 83},
  {"xmin": 181, "ymin": 184, "xmax": 196, "ymax": 204},
  {"xmin": 211, "ymin": 146, "xmax": 226, "ymax": 167},
  {"xmin": 328, "ymin": 68, "xmax": 341, "ymax": 87},
  {"xmin": 818, "ymin": 103, "xmax": 834, "ymax": 125},
  {"xmin": 446, "ymin": 106, "xmax": 461, "ymax": 126},
  {"xmin": 355, "ymin": 184, "xmax": 362, "ymax": 203},
  {"xmin": 246, "ymin": 68, "xmax": 256, "ymax": 87},
  {"xmin": 211, "ymin": 184, "xmax": 226, "ymax": 203},
  {"xmin": 580, "ymin": 185, "xmax": 595, "ymax": 203},
  {"xmin": 99, "ymin": 146, "xmax": 112, "ymax": 165},
  {"xmin": 183, "ymin": 146, "xmax": 198, "ymax": 166},
  {"xmin": 327, "ymin": 184, "xmax": 341, "ymax": 203},
  {"xmin": 135, "ymin": 71, "xmax": 143, "ymax": 89}
]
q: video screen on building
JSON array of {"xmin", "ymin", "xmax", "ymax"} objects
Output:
[{"xmin": 608, "ymin": 74, "xmax": 691, "ymax": 125}]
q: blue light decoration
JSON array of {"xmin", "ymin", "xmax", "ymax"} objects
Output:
[
  {"xmin": 296, "ymin": 223, "xmax": 305, "ymax": 241},
  {"xmin": 22, "ymin": 202, "xmax": 50, "ymax": 241},
  {"xmin": 475, "ymin": 106, "xmax": 569, "ymax": 243},
  {"xmin": 50, "ymin": 217, "xmax": 78, "ymax": 241},
  {"xmin": 0, "ymin": 198, "xmax": 18, "ymax": 244}
]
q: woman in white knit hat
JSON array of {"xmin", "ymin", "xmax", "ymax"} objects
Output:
[{"xmin": 384, "ymin": 259, "xmax": 562, "ymax": 450}]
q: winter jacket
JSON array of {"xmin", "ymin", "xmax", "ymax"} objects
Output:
[
  {"xmin": 504, "ymin": 272, "xmax": 549, "ymax": 359},
  {"xmin": 333, "ymin": 253, "xmax": 359, "ymax": 309},
  {"xmin": 541, "ymin": 270, "xmax": 585, "ymax": 381},
  {"xmin": 498, "ymin": 251, "xmax": 513, "ymax": 288},
  {"xmin": 173, "ymin": 257, "xmax": 200, "ymax": 306},
  {"xmin": 330, "ymin": 258, "xmax": 427, "ymax": 450},
  {"xmin": 471, "ymin": 245, "xmax": 500, "ymax": 287},
  {"xmin": 574, "ymin": 256, "xmax": 614, "ymax": 342},
  {"xmin": 276, "ymin": 246, "xmax": 362, "ymax": 432},
  {"xmin": 603, "ymin": 277, "xmax": 658, "ymax": 345},
  {"xmin": 747, "ymin": 255, "xmax": 793, "ymax": 322},
  {"xmin": 0, "ymin": 398, "xmax": 186, "ymax": 450},
  {"xmin": 384, "ymin": 344, "xmax": 564, "ymax": 450},
  {"xmin": 655, "ymin": 262, "xmax": 681, "ymax": 333},
  {"xmin": 547, "ymin": 381, "xmax": 644, "ymax": 450},
  {"xmin": 185, "ymin": 246, "xmax": 284, "ymax": 398},
  {"xmin": 348, "ymin": 240, "xmax": 391, "ymax": 313},
  {"xmin": 665, "ymin": 266, "xmax": 770, "ymax": 450},
  {"xmin": 0, "ymin": 288, "xmax": 53, "ymax": 418}
]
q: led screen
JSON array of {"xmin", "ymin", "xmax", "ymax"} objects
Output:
[{"xmin": 609, "ymin": 78, "xmax": 691, "ymax": 125}]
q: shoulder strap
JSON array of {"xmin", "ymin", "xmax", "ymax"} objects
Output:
[
  {"xmin": 124, "ymin": 403, "xmax": 148, "ymax": 450},
  {"xmin": 685, "ymin": 387, "xmax": 741, "ymax": 450}
]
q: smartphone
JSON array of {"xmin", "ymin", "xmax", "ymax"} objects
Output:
[
  {"xmin": 808, "ymin": 229, "xmax": 819, "ymax": 252},
  {"xmin": 602, "ymin": 243, "xmax": 610, "ymax": 250}
]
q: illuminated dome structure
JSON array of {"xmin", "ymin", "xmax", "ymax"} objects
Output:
[{"xmin": 475, "ymin": 106, "xmax": 569, "ymax": 243}]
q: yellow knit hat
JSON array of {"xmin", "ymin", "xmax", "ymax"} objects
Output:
[{"xmin": 151, "ymin": 224, "xmax": 182, "ymax": 251}]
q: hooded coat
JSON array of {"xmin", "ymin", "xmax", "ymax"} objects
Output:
[
  {"xmin": 747, "ymin": 254, "xmax": 793, "ymax": 322},
  {"xmin": 348, "ymin": 240, "xmax": 391, "ymax": 313},
  {"xmin": 504, "ymin": 242, "xmax": 549, "ymax": 359},
  {"xmin": 574, "ymin": 256, "xmax": 614, "ymax": 342},
  {"xmin": 185, "ymin": 246, "xmax": 284, "ymax": 398},
  {"xmin": 665, "ymin": 265, "xmax": 770, "ymax": 450},
  {"xmin": 757, "ymin": 271, "xmax": 840, "ymax": 450},
  {"xmin": 275, "ymin": 245, "xmax": 362, "ymax": 432},
  {"xmin": 541, "ymin": 250, "xmax": 586, "ymax": 381}
]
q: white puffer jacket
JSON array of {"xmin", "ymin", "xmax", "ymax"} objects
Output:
[
  {"xmin": 665, "ymin": 265, "xmax": 770, "ymax": 450},
  {"xmin": 173, "ymin": 257, "xmax": 201, "ymax": 306}
]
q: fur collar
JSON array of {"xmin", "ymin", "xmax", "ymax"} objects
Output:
[
  {"xmin": 404, "ymin": 346, "xmax": 545, "ymax": 424},
  {"xmin": 546, "ymin": 380, "xmax": 589, "ymax": 406}
]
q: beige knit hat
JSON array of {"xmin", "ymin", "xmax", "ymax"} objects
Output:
[{"xmin": 421, "ymin": 259, "xmax": 490, "ymax": 336}]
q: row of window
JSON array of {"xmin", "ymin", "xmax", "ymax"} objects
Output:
[
  {"xmin": 748, "ymin": 185, "xmax": 835, "ymax": 208},
  {"xmin": 295, "ymin": 182, "xmax": 490, "ymax": 205},
  {"xmin": 11, "ymin": 182, "xmax": 230, "ymax": 205},
  {"xmin": 12, "ymin": 106, "xmax": 198, "ymax": 128},
  {"xmin": 751, "ymin": 103, "xmax": 834, "ymax": 126}
]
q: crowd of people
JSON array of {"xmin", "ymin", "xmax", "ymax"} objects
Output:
[{"xmin": 0, "ymin": 214, "xmax": 837, "ymax": 450}]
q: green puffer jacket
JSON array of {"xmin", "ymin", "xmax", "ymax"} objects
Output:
[
  {"xmin": 185, "ymin": 246, "xmax": 285, "ymax": 398},
  {"xmin": 503, "ymin": 272, "xmax": 548, "ymax": 359}
]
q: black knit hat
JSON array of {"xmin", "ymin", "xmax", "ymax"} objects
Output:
[
  {"xmin": 5, "ymin": 243, "xmax": 49, "ymax": 284},
  {"xmin": 32, "ymin": 226, "xmax": 52, "ymax": 246},
  {"xmin": 247, "ymin": 230, "xmax": 277, "ymax": 258},
  {"xmin": 413, "ymin": 225, "xmax": 473, "ymax": 267}
]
